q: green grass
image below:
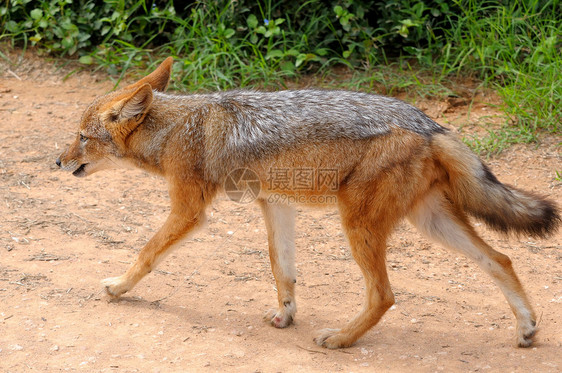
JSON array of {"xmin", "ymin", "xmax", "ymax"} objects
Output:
[
  {"xmin": 463, "ymin": 125, "xmax": 539, "ymax": 156},
  {"xmin": 435, "ymin": 0, "xmax": 561, "ymax": 153}
]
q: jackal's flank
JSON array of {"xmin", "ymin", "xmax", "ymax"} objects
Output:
[{"xmin": 56, "ymin": 57, "xmax": 559, "ymax": 349}]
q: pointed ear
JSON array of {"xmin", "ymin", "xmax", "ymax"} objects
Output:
[
  {"xmin": 120, "ymin": 83, "xmax": 153, "ymax": 121},
  {"xmin": 105, "ymin": 83, "xmax": 153, "ymax": 141},
  {"xmin": 125, "ymin": 57, "xmax": 173, "ymax": 92}
]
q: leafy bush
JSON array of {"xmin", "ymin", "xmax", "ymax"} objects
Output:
[{"xmin": 0, "ymin": 1, "xmax": 460, "ymax": 76}]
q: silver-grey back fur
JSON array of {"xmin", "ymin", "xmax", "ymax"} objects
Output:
[{"xmin": 151, "ymin": 89, "xmax": 446, "ymax": 182}]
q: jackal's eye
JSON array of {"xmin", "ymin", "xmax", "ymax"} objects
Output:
[{"xmin": 79, "ymin": 134, "xmax": 88, "ymax": 143}]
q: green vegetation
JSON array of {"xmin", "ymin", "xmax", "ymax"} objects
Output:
[{"xmin": 1, "ymin": 0, "xmax": 560, "ymax": 153}]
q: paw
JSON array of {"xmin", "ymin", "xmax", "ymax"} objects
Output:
[
  {"xmin": 516, "ymin": 319, "xmax": 537, "ymax": 348},
  {"xmin": 101, "ymin": 276, "xmax": 131, "ymax": 298},
  {"xmin": 264, "ymin": 308, "xmax": 294, "ymax": 328},
  {"xmin": 314, "ymin": 328, "xmax": 353, "ymax": 349},
  {"xmin": 263, "ymin": 300, "xmax": 296, "ymax": 328}
]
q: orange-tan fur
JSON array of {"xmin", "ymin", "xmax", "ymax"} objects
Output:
[{"xmin": 56, "ymin": 57, "xmax": 559, "ymax": 349}]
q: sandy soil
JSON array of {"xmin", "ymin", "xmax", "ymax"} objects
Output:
[{"xmin": 0, "ymin": 54, "xmax": 560, "ymax": 372}]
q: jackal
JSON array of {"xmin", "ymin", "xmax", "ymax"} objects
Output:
[{"xmin": 56, "ymin": 57, "xmax": 559, "ymax": 348}]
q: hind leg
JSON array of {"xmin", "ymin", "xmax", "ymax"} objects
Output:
[
  {"xmin": 408, "ymin": 190, "xmax": 537, "ymax": 347},
  {"xmin": 258, "ymin": 200, "xmax": 297, "ymax": 328},
  {"xmin": 314, "ymin": 203, "xmax": 396, "ymax": 348}
]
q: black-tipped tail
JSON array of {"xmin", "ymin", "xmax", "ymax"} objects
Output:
[{"xmin": 433, "ymin": 134, "xmax": 560, "ymax": 238}]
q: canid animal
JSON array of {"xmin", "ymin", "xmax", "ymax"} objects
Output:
[{"xmin": 56, "ymin": 57, "xmax": 559, "ymax": 349}]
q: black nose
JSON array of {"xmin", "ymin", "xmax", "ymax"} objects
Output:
[{"xmin": 55, "ymin": 158, "xmax": 61, "ymax": 167}]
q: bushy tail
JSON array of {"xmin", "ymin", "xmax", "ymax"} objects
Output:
[{"xmin": 432, "ymin": 133, "xmax": 560, "ymax": 238}]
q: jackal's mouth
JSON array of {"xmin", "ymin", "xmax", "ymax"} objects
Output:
[{"xmin": 72, "ymin": 163, "xmax": 88, "ymax": 177}]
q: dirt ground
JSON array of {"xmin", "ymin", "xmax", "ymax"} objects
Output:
[{"xmin": 0, "ymin": 53, "xmax": 560, "ymax": 373}]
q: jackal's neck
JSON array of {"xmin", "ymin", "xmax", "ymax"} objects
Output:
[{"xmin": 121, "ymin": 92, "xmax": 205, "ymax": 176}]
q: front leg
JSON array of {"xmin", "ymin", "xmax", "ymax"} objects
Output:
[
  {"xmin": 103, "ymin": 183, "xmax": 207, "ymax": 297},
  {"xmin": 258, "ymin": 200, "xmax": 297, "ymax": 328}
]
